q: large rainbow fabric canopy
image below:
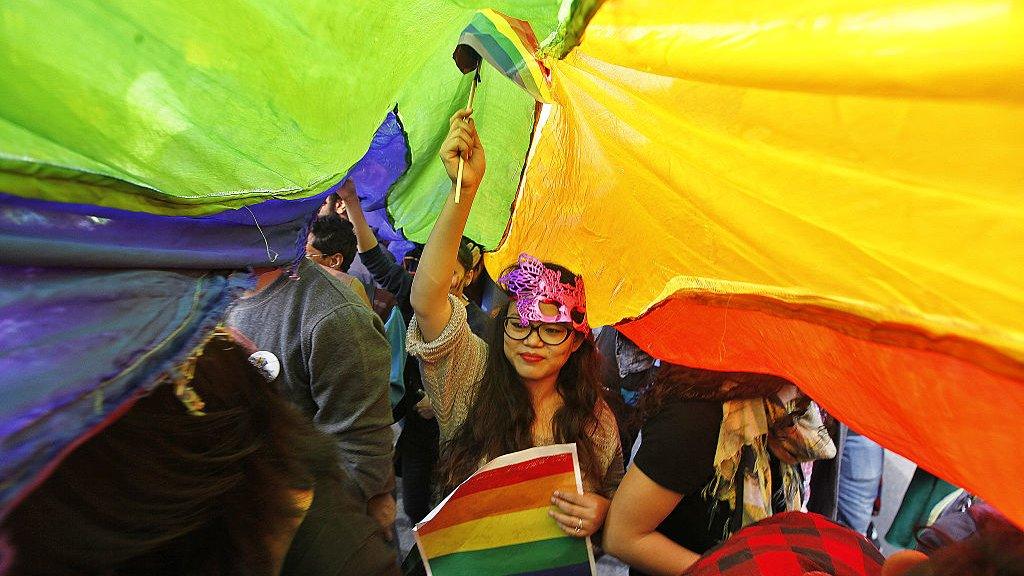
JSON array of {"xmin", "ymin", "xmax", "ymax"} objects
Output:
[
  {"xmin": 0, "ymin": 0, "xmax": 555, "ymax": 521},
  {"xmin": 0, "ymin": 0, "xmax": 1022, "ymax": 537},
  {"xmin": 489, "ymin": 0, "xmax": 1024, "ymax": 525}
]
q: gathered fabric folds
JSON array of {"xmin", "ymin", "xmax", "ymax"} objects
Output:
[{"xmin": 488, "ymin": 0, "xmax": 1024, "ymax": 526}]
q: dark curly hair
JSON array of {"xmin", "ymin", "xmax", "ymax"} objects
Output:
[{"xmin": 310, "ymin": 214, "xmax": 358, "ymax": 272}]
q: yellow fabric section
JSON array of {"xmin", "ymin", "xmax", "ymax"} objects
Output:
[
  {"xmin": 418, "ymin": 506, "xmax": 564, "ymax": 559},
  {"xmin": 488, "ymin": 0, "xmax": 1024, "ymax": 361}
]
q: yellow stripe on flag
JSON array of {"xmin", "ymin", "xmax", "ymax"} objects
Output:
[{"xmin": 418, "ymin": 506, "xmax": 565, "ymax": 559}]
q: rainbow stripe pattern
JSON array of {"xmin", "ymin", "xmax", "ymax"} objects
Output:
[
  {"xmin": 459, "ymin": 9, "xmax": 555, "ymax": 103},
  {"xmin": 414, "ymin": 444, "xmax": 594, "ymax": 575}
]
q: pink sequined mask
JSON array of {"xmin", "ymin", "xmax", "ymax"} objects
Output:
[{"xmin": 498, "ymin": 253, "xmax": 589, "ymax": 333}]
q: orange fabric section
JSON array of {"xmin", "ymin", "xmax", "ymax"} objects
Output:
[
  {"xmin": 418, "ymin": 472, "xmax": 577, "ymax": 536},
  {"xmin": 617, "ymin": 296, "xmax": 1024, "ymax": 528}
]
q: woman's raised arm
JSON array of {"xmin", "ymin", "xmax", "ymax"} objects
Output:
[{"xmin": 410, "ymin": 109, "xmax": 486, "ymax": 342}]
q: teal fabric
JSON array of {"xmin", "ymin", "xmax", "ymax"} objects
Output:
[
  {"xmin": 385, "ymin": 306, "xmax": 407, "ymax": 410},
  {"xmin": 885, "ymin": 467, "xmax": 960, "ymax": 549}
]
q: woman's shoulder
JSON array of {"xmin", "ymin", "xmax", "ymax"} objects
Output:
[
  {"xmin": 638, "ymin": 400, "xmax": 723, "ymax": 460},
  {"xmin": 407, "ymin": 294, "xmax": 488, "ymax": 360}
]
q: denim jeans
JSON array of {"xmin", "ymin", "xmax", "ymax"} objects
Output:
[{"xmin": 836, "ymin": 430, "xmax": 884, "ymax": 534}]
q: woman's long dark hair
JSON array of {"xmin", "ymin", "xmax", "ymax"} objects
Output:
[
  {"xmin": 635, "ymin": 363, "xmax": 791, "ymax": 426},
  {"xmin": 437, "ymin": 263, "xmax": 605, "ymax": 495},
  {"xmin": 2, "ymin": 334, "xmax": 339, "ymax": 576}
]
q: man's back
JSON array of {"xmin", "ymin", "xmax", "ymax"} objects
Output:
[{"xmin": 226, "ymin": 259, "xmax": 394, "ymax": 504}]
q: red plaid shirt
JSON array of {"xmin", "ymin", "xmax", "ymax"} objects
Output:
[{"xmin": 682, "ymin": 512, "xmax": 884, "ymax": 576}]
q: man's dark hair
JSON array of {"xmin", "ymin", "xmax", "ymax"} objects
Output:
[
  {"xmin": 310, "ymin": 214, "xmax": 358, "ymax": 272},
  {"xmin": 456, "ymin": 243, "xmax": 474, "ymax": 273}
]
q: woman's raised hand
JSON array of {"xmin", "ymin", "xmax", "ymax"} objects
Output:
[
  {"xmin": 549, "ymin": 490, "xmax": 611, "ymax": 539},
  {"xmin": 440, "ymin": 109, "xmax": 485, "ymax": 191}
]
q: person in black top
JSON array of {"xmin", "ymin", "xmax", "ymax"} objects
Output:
[
  {"xmin": 594, "ymin": 326, "xmax": 658, "ymax": 466},
  {"xmin": 604, "ymin": 364, "xmax": 835, "ymax": 576},
  {"xmin": 339, "ymin": 179, "xmax": 492, "ymax": 525}
]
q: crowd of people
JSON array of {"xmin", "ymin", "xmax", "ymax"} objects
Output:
[{"xmin": 1, "ymin": 111, "xmax": 1020, "ymax": 576}]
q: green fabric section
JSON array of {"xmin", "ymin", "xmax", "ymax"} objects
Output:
[
  {"xmin": 885, "ymin": 467, "xmax": 960, "ymax": 549},
  {"xmin": 472, "ymin": 13, "xmax": 524, "ymax": 67},
  {"xmin": 538, "ymin": 0, "xmax": 606, "ymax": 59},
  {"xmin": 0, "ymin": 1, "xmax": 557, "ymax": 224},
  {"xmin": 389, "ymin": 56, "xmax": 535, "ymax": 248},
  {"xmin": 428, "ymin": 536, "xmax": 588, "ymax": 575}
]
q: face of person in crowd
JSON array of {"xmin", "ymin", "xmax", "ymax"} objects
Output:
[
  {"xmin": 502, "ymin": 302, "xmax": 582, "ymax": 385},
  {"xmin": 305, "ymin": 234, "xmax": 342, "ymax": 270}
]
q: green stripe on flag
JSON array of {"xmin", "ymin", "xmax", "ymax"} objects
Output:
[{"xmin": 428, "ymin": 536, "xmax": 589, "ymax": 576}]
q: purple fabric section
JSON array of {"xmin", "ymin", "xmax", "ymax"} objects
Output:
[
  {"xmin": 0, "ymin": 112, "xmax": 413, "ymax": 537},
  {"xmin": 0, "ymin": 266, "xmax": 250, "ymax": 522},
  {"xmin": 342, "ymin": 110, "xmax": 415, "ymax": 261},
  {"xmin": 0, "ymin": 192, "xmax": 311, "ymax": 269},
  {"xmin": 0, "ymin": 111, "xmax": 412, "ymax": 268}
]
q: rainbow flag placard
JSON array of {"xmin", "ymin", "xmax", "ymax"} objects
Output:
[
  {"xmin": 414, "ymin": 444, "xmax": 595, "ymax": 575},
  {"xmin": 458, "ymin": 9, "xmax": 555, "ymax": 103}
]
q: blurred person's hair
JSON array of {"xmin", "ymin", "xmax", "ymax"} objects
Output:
[{"xmin": 1, "ymin": 333, "xmax": 339, "ymax": 576}]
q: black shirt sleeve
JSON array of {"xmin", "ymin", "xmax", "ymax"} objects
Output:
[
  {"xmin": 360, "ymin": 245, "xmax": 413, "ymax": 323},
  {"xmin": 633, "ymin": 401, "xmax": 723, "ymax": 496}
]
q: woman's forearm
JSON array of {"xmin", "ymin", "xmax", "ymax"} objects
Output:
[
  {"xmin": 607, "ymin": 531, "xmax": 700, "ymax": 576},
  {"xmin": 409, "ymin": 182, "xmax": 477, "ymax": 341},
  {"xmin": 343, "ymin": 191, "xmax": 379, "ymax": 253},
  {"xmin": 412, "ymin": 109, "xmax": 485, "ymax": 342}
]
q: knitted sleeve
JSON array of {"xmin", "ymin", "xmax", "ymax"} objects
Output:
[{"xmin": 406, "ymin": 295, "xmax": 488, "ymax": 442}]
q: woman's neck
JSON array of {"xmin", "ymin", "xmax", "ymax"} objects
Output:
[
  {"xmin": 526, "ymin": 377, "xmax": 562, "ymax": 441},
  {"xmin": 524, "ymin": 375, "xmax": 561, "ymax": 409}
]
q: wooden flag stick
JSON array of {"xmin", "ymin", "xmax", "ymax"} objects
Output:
[{"xmin": 454, "ymin": 66, "xmax": 480, "ymax": 204}]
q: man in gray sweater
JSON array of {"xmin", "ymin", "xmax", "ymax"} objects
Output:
[{"xmin": 227, "ymin": 258, "xmax": 396, "ymax": 540}]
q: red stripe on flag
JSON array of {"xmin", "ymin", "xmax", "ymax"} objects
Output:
[
  {"xmin": 500, "ymin": 13, "xmax": 540, "ymax": 53},
  {"xmin": 493, "ymin": 12, "xmax": 549, "ymax": 76},
  {"xmin": 450, "ymin": 453, "xmax": 575, "ymax": 500}
]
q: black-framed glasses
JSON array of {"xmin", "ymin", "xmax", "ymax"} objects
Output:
[{"xmin": 504, "ymin": 318, "xmax": 572, "ymax": 346}]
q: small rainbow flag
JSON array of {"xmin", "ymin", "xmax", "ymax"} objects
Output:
[
  {"xmin": 458, "ymin": 9, "xmax": 555, "ymax": 103},
  {"xmin": 414, "ymin": 444, "xmax": 595, "ymax": 575}
]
